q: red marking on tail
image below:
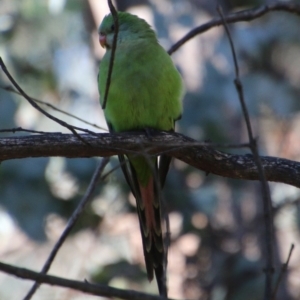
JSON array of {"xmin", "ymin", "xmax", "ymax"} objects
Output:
[{"xmin": 140, "ymin": 177, "xmax": 155, "ymax": 238}]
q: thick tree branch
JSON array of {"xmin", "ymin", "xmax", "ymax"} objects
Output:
[{"xmin": 0, "ymin": 131, "xmax": 299, "ymax": 188}]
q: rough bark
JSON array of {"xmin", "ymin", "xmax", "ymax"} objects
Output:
[{"xmin": 0, "ymin": 131, "xmax": 299, "ymax": 188}]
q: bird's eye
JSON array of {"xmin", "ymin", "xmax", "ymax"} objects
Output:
[{"xmin": 111, "ymin": 24, "xmax": 115, "ymax": 31}]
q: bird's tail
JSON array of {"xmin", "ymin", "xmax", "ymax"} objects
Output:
[
  {"xmin": 128, "ymin": 158, "xmax": 167, "ymax": 297},
  {"xmin": 118, "ymin": 154, "xmax": 169, "ymax": 296},
  {"xmin": 137, "ymin": 176, "xmax": 166, "ymax": 297}
]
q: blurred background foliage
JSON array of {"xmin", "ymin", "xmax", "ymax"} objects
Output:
[{"xmin": 1, "ymin": 0, "xmax": 300, "ymax": 299}]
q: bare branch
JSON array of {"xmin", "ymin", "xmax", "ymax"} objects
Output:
[
  {"xmin": 0, "ymin": 58, "xmax": 97, "ymax": 144},
  {"xmin": 102, "ymin": 0, "xmax": 119, "ymax": 109},
  {"xmin": 23, "ymin": 158, "xmax": 109, "ymax": 300},
  {"xmin": 168, "ymin": 3, "xmax": 300, "ymax": 54},
  {"xmin": 0, "ymin": 131, "xmax": 300, "ymax": 188},
  {"xmin": 0, "ymin": 127, "xmax": 61, "ymax": 135},
  {"xmin": 0, "ymin": 85, "xmax": 107, "ymax": 131},
  {"xmin": 217, "ymin": 6, "xmax": 274, "ymax": 299},
  {"xmin": 272, "ymin": 244, "xmax": 295, "ymax": 300},
  {"xmin": 0, "ymin": 261, "xmax": 175, "ymax": 300}
]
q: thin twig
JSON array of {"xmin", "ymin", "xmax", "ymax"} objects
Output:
[
  {"xmin": 217, "ymin": 6, "xmax": 274, "ymax": 300},
  {"xmin": 273, "ymin": 197, "xmax": 300, "ymax": 216},
  {"xmin": 0, "ymin": 85, "xmax": 107, "ymax": 131},
  {"xmin": 168, "ymin": 3, "xmax": 300, "ymax": 54},
  {"xmin": 0, "ymin": 58, "xmax": 97, "ymax": 143},
  {"xmin": 0, "ymin": 261, "xmax": 175, "ymax": 300},
  {"xmin": 23, "ymin": 158, "xmax": 109, "ymax": 300},
  {"xmin": 272, "ymin": 244, "xmax": 295, "ymax": 300},
  {"xmin": 0, "ymin": 127, "xmax": 62, "ymax": 135},
  {"xmin": 102, "ymin": 0, "xmax": 119, "ymax": 109},
  {"xmin": 161, "ymin": 195, "xmax": 170, "ymax": 296}
]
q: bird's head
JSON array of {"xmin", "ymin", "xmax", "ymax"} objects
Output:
[{"xmin": 98, "ymin": 11, "xmax": 156, "ymax": 49}]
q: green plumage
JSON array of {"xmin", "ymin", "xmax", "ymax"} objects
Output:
[{"xmin": 98, "ymin": 11, "xmax": 184, "ymax": 296}]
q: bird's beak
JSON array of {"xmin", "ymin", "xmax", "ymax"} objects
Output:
[{"xmin": 99, "ymin": 33, "xmax": 107, "ymax": 48}]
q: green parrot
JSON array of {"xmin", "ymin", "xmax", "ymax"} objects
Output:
[{"xmin": 98, "ymin": 11, "xmax": 184, "ymax": 296}]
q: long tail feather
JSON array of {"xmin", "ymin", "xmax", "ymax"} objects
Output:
[
  {"xmin": 111, "ymin": 126, "xmax": 171, "ymax": 296},
  {"xmin": 128, "ymin": 159, "xmax": 167, "ymax": 297}
]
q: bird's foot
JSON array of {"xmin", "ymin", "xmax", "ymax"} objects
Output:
[{"xmin": 143, "ymin": 127, "xmax": 157, "ymax": 138}]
